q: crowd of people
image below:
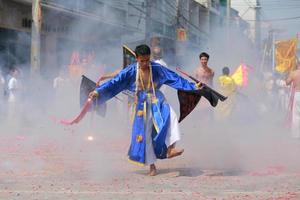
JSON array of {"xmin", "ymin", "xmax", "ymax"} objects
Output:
[
  {"xmin": 86, "ymin": 44, "xmax": 299, "ymax": 175},
  {"xmin": 0, "ymin": 43, "xmax": 299, "ymax": 176}
]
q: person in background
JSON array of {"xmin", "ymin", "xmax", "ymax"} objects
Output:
[
  {"xmin": 215, "ymin": 67, "xmax": 237, "ymax": 120},
  {"xmin": 152, "ymin": 46, "xmax": 167, "ymax": 67},
  {"xmin": 0, "ymin": 68, "xmax": 5, "ymax": 98},
  {"xmin": 194, "ymin": 52, "xmax": 215, "ymax": 122},
  {"xmin": 286, "ymin": 63, "xmax": 300, "ymax": 138},
  {"xmin": 6, "ymin": 67, "xmax": 20, "ymax": 121},
  {"xmin": 0, "ymin": 68, "xmax": 5, "ymax": 121},
  {"xmin": 194, "ymin": 52, "xmax": 214, "ymax": 87},
  {"xmin": 53, "ymin": 68, "xmax": 69, "ymax": 93}
]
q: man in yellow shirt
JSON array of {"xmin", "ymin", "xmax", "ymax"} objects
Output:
[{"xmin": 215, "ymin": 67, "xmax": 237, "ymax": 120}]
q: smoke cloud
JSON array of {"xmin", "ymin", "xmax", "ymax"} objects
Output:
[{"xmin": 0, "ymin": 1, "xmax": 299, "ymax": 182}]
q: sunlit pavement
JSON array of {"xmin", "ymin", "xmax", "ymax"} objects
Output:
[{"xmin": 0, "ymin": 132, "xmax": 300, "ymax": 200}]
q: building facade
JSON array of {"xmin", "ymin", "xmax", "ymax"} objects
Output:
[{"xmin": 0, "ymin": 0, "xmax": 251, "ymax": 77}]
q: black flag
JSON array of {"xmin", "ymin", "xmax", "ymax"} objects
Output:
[
  {"xmin": 80, "ymin": 75, "xmax": 106, "ymax": 117},
  {"xmin": 123, "ymin": 45, "xmax": 136, "ymax": 68}
]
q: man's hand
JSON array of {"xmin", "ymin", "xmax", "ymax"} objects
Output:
[
  {"xmin": 196, "ymin": 82, "xmax": 204, "ymax": 89},
  {"xmin": 88, "ymin": 90, "xmax": 99, "ymax": 100}
]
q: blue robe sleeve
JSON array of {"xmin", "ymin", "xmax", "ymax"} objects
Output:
[
  {"xmin": 158, "ymin": 65, "xmax": 197, "ymax": 91},
  {"xmin": 95, "ymin": 65, "xmax": 135, "ymax": 103}
]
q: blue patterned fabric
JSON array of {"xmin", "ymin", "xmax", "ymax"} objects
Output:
[{"xmin": 95, "ymin": 62, "xmax": 197, "ymax": 165}]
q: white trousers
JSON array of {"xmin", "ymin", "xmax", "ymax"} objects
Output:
[{"xmin": 145, "ymin": 104, "xmax": 181, "ymax": 165}]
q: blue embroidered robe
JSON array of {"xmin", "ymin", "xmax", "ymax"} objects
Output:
[{"xmin": 95, "ymin": 61, "xmax": 198, "ymax": 165}]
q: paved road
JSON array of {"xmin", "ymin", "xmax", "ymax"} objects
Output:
[{"xmin": 0, "ymin": 130, "xmax": 299, "ymax": 200}]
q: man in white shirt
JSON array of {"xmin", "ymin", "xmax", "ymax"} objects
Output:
[
  {"xmin": 0, "ymin": 69, "xmax": 4, "ymax": 98},
  {"xmin": 6, "ymin": 67, "xmax": 20, "ymax": 121},
  {"xmin": 7, "ymin": 67, "xmax": 19, "ymax": 103},
  {"xmin": 0, "ymin": 69, "xmax": 5, "ymax": 121}
]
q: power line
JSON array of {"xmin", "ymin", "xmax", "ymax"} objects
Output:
[
  {"xmin": 243, "ymin": 15, "xmax": 300, "ymax": 22},
  {"xmin": 272, "ymin": 6, "xmax": 300, "ymax": 10}
]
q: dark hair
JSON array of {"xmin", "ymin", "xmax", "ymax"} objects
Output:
[
  {"xmin": 199, "ymin": 52, "xmax": 209, "ymax": 60},
  {"xmin": 135, "ymin": 44, "xmax": 151, "ymax": 57},
  {"xmin": 222, "ymin": 67, "xmax": 230, "ymax": 75}
]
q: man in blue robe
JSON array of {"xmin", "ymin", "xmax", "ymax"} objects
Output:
[{"xmin": 89, "ymin": 44, "xmax": 201, "ymax": 176}]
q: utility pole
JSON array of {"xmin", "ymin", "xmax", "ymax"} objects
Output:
[
  {"xmin": 207, "ymin": 0, "xmax": 211, "ymax": 34},
  {"xmin": 226, "ymin": 0, "xmax": 231, "ymax": 43},
  {"xmin": 145, "ymin": 0, "xmax": 151, "ymax": 44},
  {"xmin": 175, "ymin": 0, "xmax": 186, "ymax": 65},
  {"xmin": 176, "ymin": 0, "xmax": 180, "ymax": 28},
  {"xmin": 271, "ymin": 30, "xmax": 275, "ymax": 72},
  {"xmin": 31, "ymin": 0, "xmax": 42, "ymax": 76},
  {"xmin": 255, "ymin": 0, "xmax": 261, "ymax": 49}
]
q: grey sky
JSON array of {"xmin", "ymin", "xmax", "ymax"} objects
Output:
[
  {"xmin": 232, "ymin": 0, "xmax": 300, "ymax": 39},
  {"xmin": 260, "ymin": 0, "xmax": 300, "ymax": 39}
]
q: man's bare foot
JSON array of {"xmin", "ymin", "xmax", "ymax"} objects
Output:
[
  {"xmin": 149, "ymin": 164, "xmax": 157, "ymax": 176},
  {"xmin": 167, "ymin": 148, "xmax": 184, "ymax": 159}
]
